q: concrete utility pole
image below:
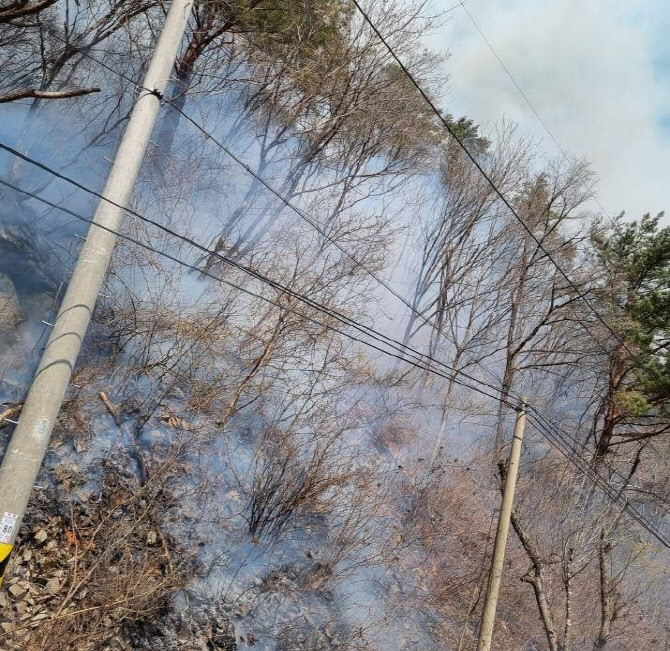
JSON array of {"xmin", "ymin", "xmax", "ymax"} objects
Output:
[
  {"xmin": 476, "ymin": 398, "xmax": 528, "ymax": 651},
  {"xmin": 0, "ymin": 0, "xmax": 194, "ymax": 585}
]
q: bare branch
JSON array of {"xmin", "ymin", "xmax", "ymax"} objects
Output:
[
  {"xmin": 0, "ymin": 86, "xmax": 100, "ymax": 104},
  {"xmin": 0, "ymin": 0, "xmax": 58, "ymax": 23}
]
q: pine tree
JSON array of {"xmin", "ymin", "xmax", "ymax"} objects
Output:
[{"xmin": 591, "ymin": 213, "xmax": 670, "ymax": 459}]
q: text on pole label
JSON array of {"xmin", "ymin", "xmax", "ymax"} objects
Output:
[{"xmin": 0, "ymin": 512, "xmax": 17, "ymax": 543}]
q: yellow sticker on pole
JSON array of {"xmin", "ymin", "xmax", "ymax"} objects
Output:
[{"xmin": 0, "ymin": 542, "xmax": 12, "ymax": 587}]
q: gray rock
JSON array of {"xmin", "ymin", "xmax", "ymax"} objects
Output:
[{"xmin": 0, "ymin": 273, "xmax": 20, "ymax": 332}]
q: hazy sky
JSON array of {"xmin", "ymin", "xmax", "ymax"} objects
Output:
[{"xmin": 423, "ymin": 0, "xmax": 670, "ymax": 221}]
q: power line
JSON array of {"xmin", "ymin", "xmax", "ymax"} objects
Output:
[
  {"xmin": 8, "ymin": 33, "xmax": 623, "ymax": 481},
  {"xmin": 456, "ymin": 1, "xmax": 613, "ymax": 218},
  {"xmin": 154, "ymin": 14, "xmax": 665, "ymax": 480},
  {"xmin": 532, "ymin": 418, "xmax": 670, "ymax": 534},
  {"xmin": 30, "ymin": 23, "xmax": 511, "ymax": 396},
  {"xmin": 80, "ymin": 50, "xmax": 666, "ymax": 494},
  {"xmin": 34, "ymin": 0, "xmax": 664, "ymax": 438},
  {"xmin": 529, "ymin": 416, "xmax": 670, "ymax": 546},
  {"xmin": 527, "ymin": 414, "xmax": 670, "ymax": 549},
  {"xmin": 526, "ymin": 403, "xmax": 670, "ymax": 514},
  {"xmin": 0, "ymin": 142, "xmax": 512, "ymax": 403},
  {"xmin": 4, "ymin": 143, "xmax": 652, "ymax": 512},
  {"xmin": 42, "ymin": 20, "xmax": 642, "ymax": 459},
  {"xmin": 348, "ymin": 0, "xmax": 663, "ymax": 389},
  {"xmin": 4, "ymin": 172, "xmax": 669, "ymax": 550},
  {"xmin": 0, "ymin": 174, "xmax": 511, "ymax": 409},
  {"xmin": 10, "ymin": 21, "xmax": 669, "ymax": 546},
  {"xmin": 162, "ymin": 100, "xmax": 510, "ymax": 391},
  {"xmin": 528, "ymin": 406, "xmax": 670, "ymax": 514},
  {"xmin": 160, "ymin": 55, "xmax": 670, "ymax": 521}
]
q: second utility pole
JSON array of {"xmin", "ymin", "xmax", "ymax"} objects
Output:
[
  {"xmin": 476, "ymin": 398, "xmax": 528, "ymax": 651},
  {"xmin": 0, "ymin": 0, "xmax": 194, "ymax": 585}
]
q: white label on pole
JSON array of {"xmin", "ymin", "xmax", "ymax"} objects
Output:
[
  {"xmin": 34, "ymin": 418, "xmax": 49, "ymax": 441},
  {"xmin": 0, "ymin": 512, "xmax": 17, "ymax": 543}
]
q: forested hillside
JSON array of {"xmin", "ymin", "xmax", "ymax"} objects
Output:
[{"xmin": 0, "ymin": 1, "xmax": 668, "ymax": 649}]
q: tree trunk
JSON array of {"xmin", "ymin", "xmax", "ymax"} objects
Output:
[
  {"xmin": 594, "ymin": 344, "xmax": 626, "ymax": 461},
  {"xmin": 594, "ymin": 530, "xmax": 615, "ymax": 648},
  {"xmin": 561, "ymin": 547, "xmax": 574, "ymax": 651},
  {"xmin": 507, "ymin": 497, "xmax": 559, "ymax": 651}
]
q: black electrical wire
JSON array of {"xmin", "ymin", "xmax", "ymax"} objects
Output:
[
  {"xmin": 41, "ymin": 23, "xmax": 647, "ymax": 439},
  {"xmin": 31, "ymin": 23, "xmax": 511, "ymax": 395},
  {"xmin": 528, "ymin": 406, "xmax": 670, "ymax": 514},
  {"xmin": 146, "ymin": 79, "xmax": 670, "ymax": 499},
  {"xmin": 4, "ymin": 172, "xmax": 669, "ymax": 550},
  {"xmin": 0, "ymin": 175, "xmax": 512, "ymax": 410},
  {"xmin": 0, "ymin": 142, "xmax": 511, "ymax": 403},
  {"xmin": 163, "ymin": 100, "xmax": 512, "ymax": 393},
  {"xmin": 1, "ymin": 142, "xmax": 637, "ymax": 498},
  {"xmin": 529, "ymin": 416, "xmax": 670, "ymax": 546},
  {"xmin": 527, "ymin": 414, "xmax": 670, "ymax": 549},
  {"xmin": 39, "ymin": 13, "xmax": 668, "ymax": 484},
  {"xmin": 146, "ymin": 48, "xmax": 669, "ymax": 483},
  {"xmin": 348, "ymin": 0, "xmax": 665, "ymax": 389},
  {"xmin": 36, "ymin": 3, "xmax": 665, "ymax": 434},
  {"xmin": 8, "ymin": 22, "xmax": 669, "ymax": 547}
]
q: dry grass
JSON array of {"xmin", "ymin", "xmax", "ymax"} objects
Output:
[
  {"xmin": 248, "ymin": 426, "xmax": 356, "ymax": 539},
  {"xmin": 0, "ymin": 452, "xmax": 190, "ymax": 651}
]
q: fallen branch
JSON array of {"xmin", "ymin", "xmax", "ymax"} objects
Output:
[
  {"xmin": 158, "ymin": 529, "xmax": 175, "ymax": 576},
  {"xmin": 98, "ymin": 391, "xmax": 120, "ymax": 427},
  {"xmin": 0, "ymin": 87, "xmax": 100, "ymax": 104}
]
